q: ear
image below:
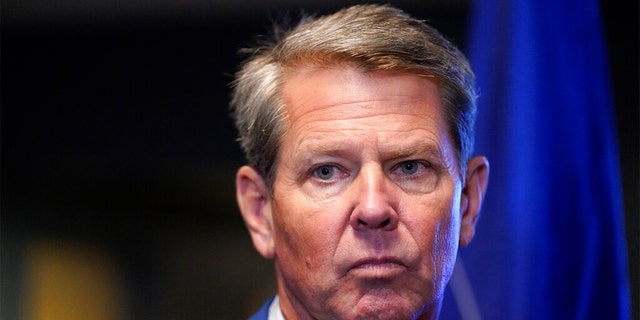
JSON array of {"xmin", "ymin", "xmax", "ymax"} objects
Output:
[
  {"xmin": 459, "ymin": 156, "xmax": 489, "ymax": 247},
  {"xmin": 236, "ymin": 165, "xmax": 275, "ymax": 259}
]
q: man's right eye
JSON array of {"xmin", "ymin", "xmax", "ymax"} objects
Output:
[{"xmin": 314, "ymin": 165, "xmax": 335, "ymax": 180}]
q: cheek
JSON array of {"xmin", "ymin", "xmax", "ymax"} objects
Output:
[
  {"xmin": 271, "ymin": 194, "xmax": 342, "ymax": 269},
  {"xmin": 432, "ymin": 211, "xmax": 460, "ymax": 262},
  {"xmin": 428, "ymin": 188, "xmax": 462, "ymax": 282},
  {"xmin": 405, "ymin": 186, "xmax": 461, "ymax": 264},
  {"xmin": 418, "ymin": 214, "xmax": 459, "ymax": 299}
]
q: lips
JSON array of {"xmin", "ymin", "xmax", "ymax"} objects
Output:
[{"xmin": 349, "ymin": 257, "xmax": 407, "ymax": 278}]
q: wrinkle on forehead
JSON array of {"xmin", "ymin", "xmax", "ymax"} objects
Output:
[
  {"xmin": 283, "ymin": 66, "xmax": 433, "ymax": 108},
  {"xmin": 279, "ymin": 65, "xmax": 460, "ymax": 175}
]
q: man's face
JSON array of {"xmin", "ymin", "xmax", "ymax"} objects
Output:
[{"xmin": 238, "ymin": 65, "xmax": 482, "ymax": 320}]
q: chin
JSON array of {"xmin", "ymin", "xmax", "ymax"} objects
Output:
[
  {"xmin": 355, "ymin": 308, "xmax": 414, "ymax": 320},
  {"xmin": 346, "ymin": 292, "xmax": 432, "ymax": 320}
]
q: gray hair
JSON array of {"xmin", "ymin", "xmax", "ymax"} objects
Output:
[{"xmin": 230, "ymin": 4, "xmax": 477, "ymax": 189}]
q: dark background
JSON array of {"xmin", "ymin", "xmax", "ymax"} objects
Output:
[{"xmin": 2, "ymin": 1, "xmax": 638, "ymax": 319}]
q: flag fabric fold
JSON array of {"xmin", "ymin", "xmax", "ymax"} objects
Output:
[{"xmin": 442, "ymin": 1, "xmax": 631, "ymax": 319}]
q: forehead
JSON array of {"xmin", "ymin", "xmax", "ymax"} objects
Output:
[
  {"xmin": 284, "ymin": 65, "xmax": 434, "ymax": 98},
  {"xmin": 278, "ymin": 66, "xmax": 457, "ymax": 167},
  {"xmin": 280, "ymin": 65, "xmax": 445, "ymax": 129}
]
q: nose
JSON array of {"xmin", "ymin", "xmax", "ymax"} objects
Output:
[{"xmin": 350, "ymin": 164, "xmax": 399, "ymax": 231}]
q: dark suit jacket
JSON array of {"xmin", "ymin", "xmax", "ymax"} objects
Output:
[{"xmin": 248, "ymin": 296, "xmax": 275, "ymax": 320}]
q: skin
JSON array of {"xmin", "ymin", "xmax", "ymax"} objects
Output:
[{"xmin": 236, "ymin": 65, "xmax": 489, "ymax": 320}]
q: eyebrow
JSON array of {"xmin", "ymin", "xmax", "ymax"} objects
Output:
[
  {"xmin": 296, "ymin": 139, "xmax": 359, "ymax": 160},
  {"xmin": 297, "ymin": 137, "xmax": 447, "ymax": 162},
  {"xmin": 384, "ymin": 141, "xmax": 447, "ymax": 162}
]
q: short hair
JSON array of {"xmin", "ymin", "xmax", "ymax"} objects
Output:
[{"xmin": 230, "ymin": 4, "xmax": 477, "ymax": 189}]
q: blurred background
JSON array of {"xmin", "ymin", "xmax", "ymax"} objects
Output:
[{"xmin": 2, "ymin": 0, "xmax": 637, "ymax": 319}]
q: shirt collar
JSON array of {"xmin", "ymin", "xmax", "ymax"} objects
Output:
[{"xmin": 268, "ymin": 295, "xmax": 286, "ymax": 320}]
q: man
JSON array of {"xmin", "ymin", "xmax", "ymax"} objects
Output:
[{"xmin": 231, "ymin": 4, "xmax": 489, "ymax": 320}]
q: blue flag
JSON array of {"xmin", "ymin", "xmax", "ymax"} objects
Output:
[{"xmin": 443, "ymin": 1, "xmax": 632, "ymax": 319}]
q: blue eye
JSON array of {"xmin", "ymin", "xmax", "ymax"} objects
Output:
[
  {"xmin": 392, "ymin": 160, "xmax": 439, "ymax": 194},
  {"xmin": 400, "ymin": 161, "xmax": 420, "ymax": 174},
  {"xmin": 314, "ymin": 165, "xmax": 335, "ymax": 180}
]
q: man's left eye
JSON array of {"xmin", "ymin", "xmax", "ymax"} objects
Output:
[
  {"xmin": 314, "ymin": 165, "xmax": 336, "ymax": 180},
  {"xmin": 399, "ymin": 161, "xmax": 421, "ymax": 174},
  {"xmin": 391, "ymin": 160, "xmax": 438, "ymax": 193}
]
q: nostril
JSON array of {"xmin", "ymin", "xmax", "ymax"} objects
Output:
[{"xmin": 358, "ymin": 217, "xmax": 391, "ymax": 228}]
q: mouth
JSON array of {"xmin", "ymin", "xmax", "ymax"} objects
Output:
[{"xmin": 349, "ymin": 257, "xmax": 407, "ymax": 278}]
